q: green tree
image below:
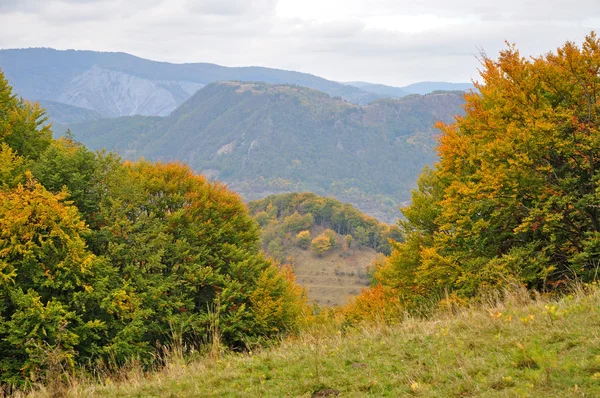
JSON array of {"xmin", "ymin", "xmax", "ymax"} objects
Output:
[
  {"xmin": 0, "ymin": 70, "xmax": 51, "ymax": 160},
  {"xmin": 0, "ymin": 179, "xmax": 112, "ymax": 384}
]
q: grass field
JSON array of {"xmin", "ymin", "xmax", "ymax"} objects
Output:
[
  {"xmin": 25, "ymin": 285, "xmax": 600, "ymax": 397},
  {"xmin": 289, "ymin": 245, "xmax": 378, "ymax": 306}
]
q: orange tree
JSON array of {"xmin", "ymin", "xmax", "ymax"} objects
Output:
[{"xmin": 371, "ymin": 33, "xmax": 600, "ymax": 308}]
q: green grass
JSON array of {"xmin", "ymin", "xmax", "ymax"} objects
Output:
[{"xmin": 27, "ymin": 286, "xmax": 600, "ymax": 397}]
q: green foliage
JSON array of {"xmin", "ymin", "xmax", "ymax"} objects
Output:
[
  {"xmin": 0, "ymin": 180, "xmax": 111, "ymax": 384},
  {"xmin": 0, "ymin": 72, "xmax": 310, "ymax": 385},
  {"xmin": 282, "ymin": 212, "xmax": 314, "ymax": 234},
  {"xmin": 0, "ymin": 70, "xmax": 52, "ymax": 160},
  {"xmin": 65, "ymin": 81, "xmax": 465, "ymax": 223},
  {"xmin": 267, "ymin": 239, "xmax": 285, "ymax": 262},
  {"xmin": 375, "ymin": 33, "xmax": 600, "ymax": 308},
  {"xmin": 31, "ymin": 135, "xmax": 104, "ymax": 217}
]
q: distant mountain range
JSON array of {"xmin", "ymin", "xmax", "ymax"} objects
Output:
[
  {"xmin": 345, "ymin": 81, "xmax": 475, "ymax": 97},
  {"xmin": 0, "ymin": 48, "xmax": 472, "ymax": 124},
  {"xmin": 61, "ymin": 81, "xmax": 465, "ymax": 222}
]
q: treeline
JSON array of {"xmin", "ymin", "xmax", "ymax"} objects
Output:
[
  {"xmin": 346, "ymin": 32, "xmax": 600, "ymax": 322},
  {"xmin": 0, "ymin": 71, "xmax": 309, "ymax": 386},
  {"xmin": 248, "ymin": 192, "xmax": 400, "ymax": 260}
]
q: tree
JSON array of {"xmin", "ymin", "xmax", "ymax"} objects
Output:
[
  {"xmin": 311, "ymin": 234, "xmax": 332, "ymax": 256},
  {"xmin": 343, "ymin": 234, "xmax": 353, "ymax": 251},
  {"xmin": 282, "ymin": 212, "xmax": 314, "ymax": 233},
  {"xmin": 0, "ymin": 178, "xmax": 111, "ymax": 384},
  {"xmin": 267, "ymin": 238, "xmax": 285, "ymax": 261},
  {"xmin": 296, "ymin": 230, "xmax": 311, "ymax": 249},
  {"xmin": 374, "ymin": 32, "xmax": 600, "ymax": 306},
  {"xmin": 0, "ymin": 70, "xmax": 51, "ymax": 160},
  {"xmin": 323, "ymin": 228, "xmax": 338, "ymax": 248}
]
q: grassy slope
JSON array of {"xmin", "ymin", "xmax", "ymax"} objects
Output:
[
  {"xmin": 33, "ymin": 286, "xmax": 600, "ymax": 397},
  {"xmin": 289, "ymin": 245, "xmax": 376, "ymax": 306}
]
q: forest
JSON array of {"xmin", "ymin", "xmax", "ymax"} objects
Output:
[
  {"xmin": 1, "ymin": 32, "xmax": 600, "ymax": 395},
  {"xmin": 61, "ymin": 82, "xmax": 465, "ymax": 223}
]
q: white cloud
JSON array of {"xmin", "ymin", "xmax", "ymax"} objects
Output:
[{"xmin": 0, "ymin": 0, "xmax": 598, "ymax": 85}]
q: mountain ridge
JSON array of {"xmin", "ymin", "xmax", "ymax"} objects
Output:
[
  {"xmin": 0, "ymin": 48, "xmax": 380, "ymax": 118},
  {"xmin": 0, "ymin": 48, "xmax": 471, "ymax": 123},
  {"xmin": 63, "ymin": 81, "xmax": 466, "ymax": 222}
]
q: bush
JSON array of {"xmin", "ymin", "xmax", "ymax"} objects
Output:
[
  {"xmin": 323, "ymin": 229, "xmax": 338, "ymax": 248},
  {"xmin": 296, "ymin": 230, "xmax": 311, "ymax": 249},
  {"xmin": 311, "ymin": 234, "xmax": 332, "ymax": 256}
]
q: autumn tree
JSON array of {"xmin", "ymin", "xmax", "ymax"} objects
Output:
[
  {"xmin": 323, "ymin": 228, "xmax": 338, "ymax": 248},
  {"xmin": 296, "ymin": 230, "xmax": 311, "ymax": 249},
  {"xmin": 373, "ymin": 32, "xmax": 600, "ymax": 307},
  {"xmin": 311, "ymin": 234, "xmax": 332, "ymax": 256},
  {"xmin": 0, "ymin": 179, "xmax": 112, "ymax": 384},
  {"xmin": 343, "ymin": 234, "xmax": 353, "ymax": 251}
]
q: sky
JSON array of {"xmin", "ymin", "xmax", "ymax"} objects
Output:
[{"xmin": 0, "ymin": 0, "xmax": 598, "ymax": 86}]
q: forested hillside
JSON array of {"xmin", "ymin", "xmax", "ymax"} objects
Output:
[
  {"xmin": 248, "ymin": 193, "xmax": 399, "ymax": 305},
  {"xmin": 64, "ymin": 82, "xmax": 465, "ymax": 222}
]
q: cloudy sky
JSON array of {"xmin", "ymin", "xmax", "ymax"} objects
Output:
[{"xmin": 0, "ymin": 0, "xmax": 598, "ymax": 86}]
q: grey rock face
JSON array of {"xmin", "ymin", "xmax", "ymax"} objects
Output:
[{"xmin": 58, "ymin": 66, "xmax": 204, "ymax": 117}]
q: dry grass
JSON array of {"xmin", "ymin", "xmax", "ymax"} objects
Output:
[{"xmin": 290, "ymin": 245, "xmax": 377, "ymax": 306}]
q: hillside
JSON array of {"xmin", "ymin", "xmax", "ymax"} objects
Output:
[
  {"xmin": 346, "ymin": 81, "xmax": 475, "ymax": 98},
  {"xmin": 36, "ymin": 100, "xmax": 104, "ymax": 125},
  {"xmin": 0, "ymin": 48, "xmax": 380, "ymax": 118},
  {"xmin": 30, "ymin": 286, "xmax": 600, "ymax": 397},
  {"xmin": 248, "ymin": 193, "xmax": 398, "ymax": 305},
  {"xmin": 0, "ymin": 49, "xmax": 475, "ymax": 123},
  {"xmin": 64, "ymin": 82, "xmax": 466, "ymax": 222}
]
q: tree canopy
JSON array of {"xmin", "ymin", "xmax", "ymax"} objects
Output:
[
  {"xmin": 368, "ymin": 32, "xmax": 600, "ymax": 309},
  {"xmin": 0, "ymin": 69, "xmax": 309, "ymax": 386}
]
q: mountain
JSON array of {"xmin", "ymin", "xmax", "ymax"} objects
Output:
[
  {"xmin": 346, "ymin": 81, "xmax": 474, "ymax": 98},
  {"xmin": 345, "ymin": 81, "xmax": 410, "ymax": 98},
  {"xmin": 36, "ymin": 100, "xmax": 104, "ymax": 125},
  {"xmin": 63, "ymin": 81, "xmax": 465, "ymax": 222},
  {"xmin": 0, "ymin": 48, "xmax": 380, "ymax": 118},
  {"xmin": 401, "ymin": 81, "xmax": 475, "ymax": 95}
]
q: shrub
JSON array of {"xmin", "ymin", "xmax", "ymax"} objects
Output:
[
  {"xmin": 311, "ymin": 234, "xmax": 332, "ymax": 256},
  {"xmin": 296, "ymin": 230, "xmax": 311, "ymax": 249}
]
